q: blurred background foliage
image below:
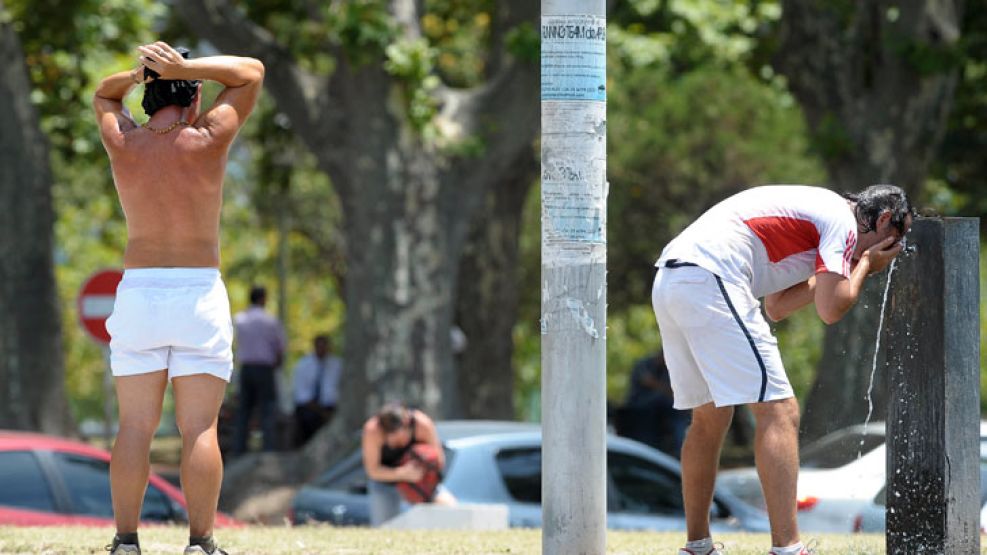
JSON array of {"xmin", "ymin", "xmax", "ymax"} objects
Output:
[{"xmin": 6, "ymin": 0, "xmax": 985, "ymax": 426}]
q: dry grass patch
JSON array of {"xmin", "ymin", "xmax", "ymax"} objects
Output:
[{"xmin": 0, "ymin": 526, "xmax": 887, "ymax": 554}]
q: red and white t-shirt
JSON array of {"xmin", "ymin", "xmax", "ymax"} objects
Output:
[{"xmin": 656, "ymin": 186, "xmax": 858, "ymax": 298}]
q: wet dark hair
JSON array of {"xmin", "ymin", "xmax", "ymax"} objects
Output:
[
  {"xmin": 141, "ymin": 47, "xmax": 199, "ymax": 116},
  {"xmin": 842, "ymin": 184, "xmax": 914, "ymax": 235},
  {"xmin": 377, "ymin": 402, "xmax": 406, "ymax": 434}
]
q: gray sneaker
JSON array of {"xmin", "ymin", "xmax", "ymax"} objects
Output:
[
  {"xmin": 184, "ymin": 543, "xmax": 229, "ymax": 555},
  {"xmin": 679, "ymin": 542, "xmax": 724, "ymax": 555},
  {"xmin": 105, "ymin": 538, "xmax": 140, "ymax": 555}
]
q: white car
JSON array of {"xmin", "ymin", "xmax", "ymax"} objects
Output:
[
  {"xmin": 852, "ymin": 464, "xmax": 987, "ymax": 533},
  {"xmin": 717, "ymin": 421, "xmax": 987, "ymax": 533}
]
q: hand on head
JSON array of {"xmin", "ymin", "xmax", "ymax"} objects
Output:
[
  {"xmin": 863, "ymin": 236, "xmax": 903, "ymax": 274},
  {"xmin": 129, "ymin": 63, "xmax": 154, "ymax": 85},
  {"xmin": 137, "ymin": 42, "xmax": 187, "ymax": 80}
]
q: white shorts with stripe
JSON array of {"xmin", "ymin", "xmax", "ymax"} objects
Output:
[{"xmin": 651, "ymin": 263, "xmax": 794, "ymax": 409}]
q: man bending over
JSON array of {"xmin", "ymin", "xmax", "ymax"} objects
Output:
[{"xmin": 652, "ymin": 185, "xmax": 912, "ymax": 555}]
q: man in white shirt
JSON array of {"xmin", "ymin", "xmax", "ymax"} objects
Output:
[
  {"xmin": 654, "ymin": 185, "xmax": 912, "ymax": 555},
  {"xmin": 292, "ymin": 334, "xmax": 342, "ymax": 446}
]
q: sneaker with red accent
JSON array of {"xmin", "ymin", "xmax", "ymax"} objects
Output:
[{"xmin": 678, "ymin": 542, "xmax": 724, "ymax": 555}]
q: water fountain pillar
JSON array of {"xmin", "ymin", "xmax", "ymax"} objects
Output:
[{"xmin": 885, "ymin": 217, "xmax": 980, "ymax": 554}]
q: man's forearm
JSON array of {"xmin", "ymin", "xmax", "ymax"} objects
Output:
[
  {"xmin": 765, "ymin": 279, "xmax": 814, "ymax": 322},
  {"xmin": 815, "ymin": 257, "xmax": 871, "ymax": 324},
  {"xmin": 835, "ymin": 258, "xmax": 870, "ymax": 313},
  {"xmin": 169, "ymin": 56, "xmax": 264, "ymax": 88},
  {"xmin": 94, "ymin": 71, "xmax": 137, "ymax": 101}
]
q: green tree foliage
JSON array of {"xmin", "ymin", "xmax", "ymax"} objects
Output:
[
  {"xmin": 15, "ymin": 0, "xmax": 985, "ymax": 426},
  {"xmin": 607, "ymin": 66, "xmax": 823, "ymax": 310},
  {"xmin": 10, "ymin": 1, "xmax": 349, "ymax": 423},
  {"xmin": 234, "ymin": 0, "xmax": 495, "ymax": 130},
  {"xmin": 15, "ymin": 0, "xmax": 527, "ymax": 424},
  {"xmin": 929, "ymin": 5, "xmax": 987, "ymax": 220},
  {"xmin": 924, "ymin": 6, "xmax": 987, "ymax": 410},
  {"xmin": 609, "ymin": 0, "xmax": 781, "ymax": 69},
  {"xmin": 422, "ymin": 0, "xmax": 493, "ymax": 86},
  {"xmin": 513, "ymin": 2, "xmax": 826, "ymax": 414},
  {"xmin": 604, "ymin": 64, "xmax": 825, "ymax": 399},
  {"xmin": 8, "ymin": 0, "xmax": 158, "ymax": 422}
]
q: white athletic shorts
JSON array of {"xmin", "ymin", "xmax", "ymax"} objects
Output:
[
  {"xmin": 651, "ymin": 263, "xmax": 794, "ymax": 409},
  {"xmin": 106, "ymin": 268, "xmax": 234, "ymax": 381}
]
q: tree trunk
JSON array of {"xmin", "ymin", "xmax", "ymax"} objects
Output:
[
  {"xmin": 0, "ymin": 6, "xmax": 71, "ymax": 434},
  {"xmin": 455, "ymin": 150, "xmax": 537, "ymax": 419},
  {"xmin": 333, "ymin": 104, "xmax": 465, "ymax": 421},
  {"xmin": 777, "ymin": 0, "xmax": 963, "ymax": 440},
  {"xmin": 176, "ymin": 2, "xmax": 539, "ymax": 511}
]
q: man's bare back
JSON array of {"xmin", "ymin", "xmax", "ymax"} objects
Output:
[
  {"xmin": 93, "ymin": 42, "xmax": 264, "ymax": 268},
  {"xmin": 109, "ymin": 127, "xmax": 228, "ymax": 267}
]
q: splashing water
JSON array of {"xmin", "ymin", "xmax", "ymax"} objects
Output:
[{"xmin": 859, "ymin": 258, "xmax": 898, "ymax": 458}]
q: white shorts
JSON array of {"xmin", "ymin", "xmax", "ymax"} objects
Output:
[
  {"xmin": 651, "ymin": 264, "xmax": 794, "ymax": 409},
  {"xmin": 106, "ymin": 268, "xmax": 234, "ymax": 381}
]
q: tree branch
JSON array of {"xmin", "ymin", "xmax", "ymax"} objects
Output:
[
  {"xmin": 485, "ymin": 0, "xmax": 535, "ymax": 78},
  {"xmin": 447, "ymin": 0, "xmax": 538, "ymax": 147},
  {"xmin": 293, "ymin": 221, "xmax": 347, "ymax": 292},
  {"xmin": 302, "ymin": 0, "xmax": 328, "ymax": 24},
  {"xmin": 392, "ymin": 0, "xmax": 424, "ymax": 40},
  {"xmin": 431, "ymin": 0, "xmax": 538, "ymax": 240},
  {"xmin": 776, "ymin": 1, "xmax": 845, "ymax": 119},
  {"xmin": 175, "ymin": 0, "xmax": 343, "ymax": 151}
]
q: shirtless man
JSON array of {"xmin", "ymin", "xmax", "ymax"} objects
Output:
[{"xmin": 93, "ymin": 42, "xmax": 263, "ymax": 555}]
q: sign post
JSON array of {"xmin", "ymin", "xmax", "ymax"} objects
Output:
[
  {"xmin": 541, "ymin": 1, "xmax": 607, "ymax": 553},
  {"xmin": 78, "ymin": 269, "xmax": 123, "ymax": 447}
]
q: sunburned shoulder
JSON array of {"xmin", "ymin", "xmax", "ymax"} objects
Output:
[
  {"xmin": 112, "ymin": 125, "xmax": 218, "ymax": 152},
  {"xmin": 363, "ymin": 418, "xmax": 381, "ymax": 434},
  {"xmin": 412, "ymin": 410, "xmax": 435, "ymax": 428}
]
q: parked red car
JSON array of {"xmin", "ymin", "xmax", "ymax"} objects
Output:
[{"xmin": 0, "ymin": 430, "xmax": 239, "ymax": 527}]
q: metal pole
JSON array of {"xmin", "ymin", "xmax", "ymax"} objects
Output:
[{"xmin": 541, "ymin": 1, "xmax": 607, "ymax": 553}]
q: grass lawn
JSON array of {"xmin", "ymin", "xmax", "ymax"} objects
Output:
[{"xmin": 0, "ymin": 526, "xmax": 888, "ymax": 554}]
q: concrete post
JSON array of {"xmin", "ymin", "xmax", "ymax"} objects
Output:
[
  {"xmin": 541, "ymin": 1, "xmax": 607, "ymax": 553},
  {"xmin": 885, "ymin": 217, "xmax": 981, "ymax": 554}
]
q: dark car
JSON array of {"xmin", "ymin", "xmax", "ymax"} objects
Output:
[
  {"xmin": 291, "ymin": 420, "xmax": 769, "ymax": 532},
  {"xmin": 0, "ymin": 430, "xmax": 240, "ymax": 526}
]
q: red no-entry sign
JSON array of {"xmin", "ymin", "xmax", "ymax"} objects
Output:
[{"xmin": 78, "ymin": 269, "xmax": 123, "ymax": 345}]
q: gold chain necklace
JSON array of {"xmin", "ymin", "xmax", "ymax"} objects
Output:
[{"xmin": 141, "ymin": 120, "xmax": 191, "ymax": 134}]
